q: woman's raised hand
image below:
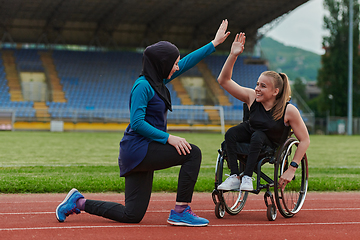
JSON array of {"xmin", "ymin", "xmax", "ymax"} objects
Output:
[
  {"xmin": 212, "ymin": 19, "xmax": 231, "ymax": 47},
  {"xmin": 230, "ymin": 33, "xmax": 246, "ymax": 56}
]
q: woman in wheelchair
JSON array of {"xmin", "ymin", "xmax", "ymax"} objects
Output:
[{"xmin": 216, "ymin": 32, "xmax": 310, "ymax": 192}]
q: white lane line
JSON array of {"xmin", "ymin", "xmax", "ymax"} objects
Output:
[
  {"xmin": 1, "ymin": 197, "xmax": 359, "ymax": 205},
  {"xmin": 210, "ymin": 221, "xmax": 360, "ymax": 227},
  {"xmin": 1, "ymin": 207, "xmax": 360, "ymax": 216},
  {"xmin": 1, "ymin": 221, "xmax": 360, "ymax": 231}
]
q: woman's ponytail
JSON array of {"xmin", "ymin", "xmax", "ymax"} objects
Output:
[{"xmin": 261, "ymin": 71, "xmax": 291, "ymax": 120}]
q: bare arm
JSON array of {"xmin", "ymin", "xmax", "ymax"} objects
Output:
[
  {"xmin": 279, "ymin": 104, "xmax": 310, "ymax": 187},
  {"xmin": 217, "ymin": 33, "xmax": 255, "ymax": 105}
]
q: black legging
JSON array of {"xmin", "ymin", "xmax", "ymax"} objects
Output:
[
  {"xmin": 84, "ymin": 141, "xmax": 202, "ymax": 223},
  {"xmin": 225, "ymin": 122, "xmax": 273, "ymax": 177}
]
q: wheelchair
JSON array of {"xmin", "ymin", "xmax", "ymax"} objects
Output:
[{"xmin": 211, "ymin": 105, "xmax": 308, "ymax": 221}]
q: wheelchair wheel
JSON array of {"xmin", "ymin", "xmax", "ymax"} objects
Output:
[
  {"xmin": 215, "ymin": 153, "xmax": 248, "ymax": 216},
  {"xmin": 274, "ymin": 137, "xmax": 308, "ymax": 218}
]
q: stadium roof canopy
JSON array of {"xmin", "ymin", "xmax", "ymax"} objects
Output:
[{"xmin": 0, "ymin": 0, "xmax": 309, "ymax": 52}]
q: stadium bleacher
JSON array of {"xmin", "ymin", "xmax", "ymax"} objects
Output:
[
  {"xmin": 0, "ymin": 48, "xmax": 269, "ymax": 124},
  {"xmin": 14, "ymin": 49, "xmax": 45, "ymax": 72},
  {"xmin": 49, "ymin": 50, "xmax": 194, "ymax": 121},
  {"xmin": 0, "ymin": 51, "xmax": 36, "ymax": 118},
  {"xmin": 50, "ymin": 50, "xmax": 142, "ymax": 120}
]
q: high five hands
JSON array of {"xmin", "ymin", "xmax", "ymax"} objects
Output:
[
  {"xmin": 230, "ymin": 32, "xmax": 246, "ymax": 56},
  {"xmin": 212, "ymin": 20, "xmax": 246, "ymax": 53},
  {"xmin": 212, "ymin": 19, "xmax": 231, "ymax": 47}
]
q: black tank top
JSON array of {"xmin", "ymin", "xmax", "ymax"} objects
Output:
[{"xmin": 248, "ymin": 100, "xmax": 289, "ymax": 145}]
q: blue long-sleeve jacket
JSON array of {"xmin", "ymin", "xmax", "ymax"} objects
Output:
[{"xmin": 118, "ymin": 42, "xmax": 215, "ymax": 176}]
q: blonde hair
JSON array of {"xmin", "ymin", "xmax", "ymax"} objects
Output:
[{"xmin": 261, "ymin": 71, "xmax": 291, "ymax": 121}]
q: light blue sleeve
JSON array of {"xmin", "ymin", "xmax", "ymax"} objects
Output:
[
  {"xmin": 130, "ymin": 79, "xmax": 169, "ymax": 144},
  {"xmin": 164, "ymin": 42, "xmax": 216, "ymax": 84}
]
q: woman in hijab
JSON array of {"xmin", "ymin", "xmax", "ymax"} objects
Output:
[{"xmin": 56, "ymin": 20, "xmax": 231, "ymax": 227}]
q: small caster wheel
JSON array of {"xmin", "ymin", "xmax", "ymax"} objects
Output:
[
  {"xmin": 267, "ymin": 204, "xmax": 277, "ymax": 221},
  {"xmin": 215, "ymin": 202, "xmax": 225, "ymax": 219}
]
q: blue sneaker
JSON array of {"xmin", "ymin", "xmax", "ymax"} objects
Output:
[
  {"xmin": 56, "ymin": 188, "xmax": 84, "ymax": 222},
  {"xmin": 167, "ymin": 206, "xmax": 209, "ymax": 227}
]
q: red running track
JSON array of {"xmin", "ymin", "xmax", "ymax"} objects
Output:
[{"xmin": 1, "ymin": 192, "xmax": 359, "ymax": 240}]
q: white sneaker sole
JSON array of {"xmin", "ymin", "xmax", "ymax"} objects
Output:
[
  {"xmin": 240, "ymin": 186, "xmax": 253, "ymax": 191},
  {"xmin": 217, "ymin": 186, "xmax": 240, "ymax": 191},
  {"xmin": 167, "ymin": 220, "xmax": 209, "ymax": 227}
]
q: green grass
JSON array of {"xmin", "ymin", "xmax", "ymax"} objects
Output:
[{"xmin": 0, "ymin": 131, "xmax": 359, "ymax": 193}]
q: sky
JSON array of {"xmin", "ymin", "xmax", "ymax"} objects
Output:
[{"xmin": 265, "ymin": 0, "xmax": 328, "ymax": 55}]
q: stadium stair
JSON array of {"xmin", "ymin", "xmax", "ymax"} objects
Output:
[
  {"xmin": 170, "ymin": 76, "xmax": 220, "ymax": 124},
  {"xmin": 196, "ymin": 60, "xmax": 232, "ymax": 124},
  {"xmin": 197, "ymin": 60, "xmax": 231, "ymax": 106},
  {"xmin": 2, "ymin": 50, "xmax": 24, "ymax": 101},
  {"xmin": 39, "ymin": 52, "xmax": 66, "ymax": 102},
  {"xmin": 33, "ymin": 101, "xmax": 50, "ymax": 120},
  {"xmin": 170, "ymin": 77, "xmax": 193, "ymax": 105},
  {"xmin": 204, "ymin": 108, "xmax": 221, "ymax": 125}
]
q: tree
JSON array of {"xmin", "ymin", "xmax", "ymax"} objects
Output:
[{"xmin": 317, "ymin": 0, "xmax": 360, "ymax": 117}]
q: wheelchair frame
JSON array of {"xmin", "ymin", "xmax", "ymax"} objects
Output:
[
  {"xmin": 211, "ymin": 104, "xmax": 308, "ymax": 221},
  {"xmin": 212, "ymin": 133, "xmax": 308, "ymax": 221}
]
